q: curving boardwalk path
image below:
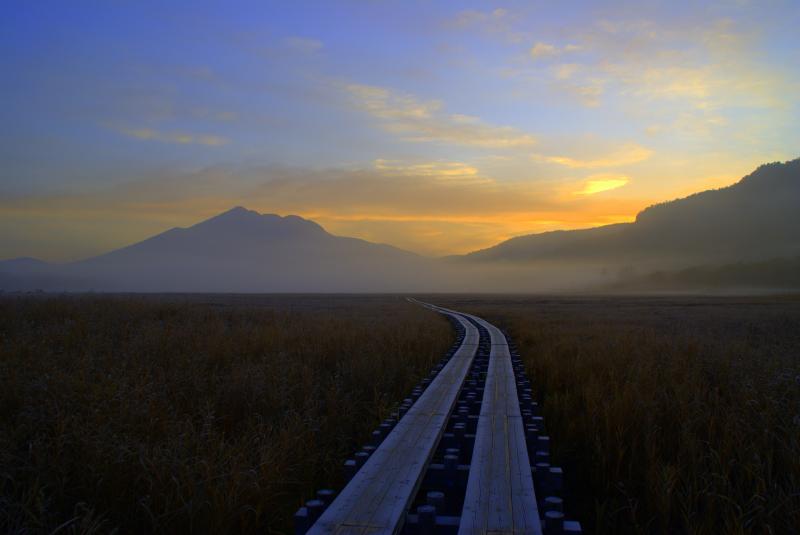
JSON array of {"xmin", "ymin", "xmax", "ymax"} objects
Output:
[
  {"xmin": 300, "ymin": 301, "xmax": 570, "ymax": 535},
  {"xmin": 307, "ymin": 306, "xmax": 479, "ymax": 535}
]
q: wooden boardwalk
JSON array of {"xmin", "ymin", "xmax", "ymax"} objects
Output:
[
  {"xmin": 301, "ymin": 301, "xmax": 576, "ymax": 535},
  {"xmin": 307, "ymin": 307, "xmax": 479, "ymax": 535},
  {"xmin": 457, "ymin": 313, "xmax": 541, "ymax": 535}
]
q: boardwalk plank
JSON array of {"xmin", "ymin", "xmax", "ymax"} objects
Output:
[
  {"xmin": 458, "ymin": 315, "xmax": 542, "ymax": 535},
  {"xmin": 307, "ymin": 309, "xmax": 479, "ymax": 535}
]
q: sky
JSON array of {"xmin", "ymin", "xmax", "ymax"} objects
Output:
[{"xmin": 1, "ymin": 0, "xmax": 799, "ymax": 261}]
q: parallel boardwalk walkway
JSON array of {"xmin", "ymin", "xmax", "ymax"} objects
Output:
[
  {"xmin": 300, "ymin": 301, "xmax": 579, "ymax": 535},
  {"xmin": 307, "ymin": 308, "xmax": 479, "ymax": 535},
  {"xmin": 457, "ymin": 313, "xmax": 541, "ymax": 535}
]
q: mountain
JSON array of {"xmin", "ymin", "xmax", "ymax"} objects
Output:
[
  {"xmin": 459, "ymin": 159, "xmax": 800, "ymax": 272},
  {"xmin": 0, "ymin": 207, "xmax": 444, "ymax": 292},
  {"xmin": 2, "ymin": 159, "xmax": 798, "ymax": 293}
]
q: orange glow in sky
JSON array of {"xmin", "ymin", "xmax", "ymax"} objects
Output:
[{"xmin": 1, "ymin": 2, "xmax": 798, "ymax": 260}]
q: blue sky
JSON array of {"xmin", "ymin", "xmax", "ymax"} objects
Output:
[{"xmin": 2, "ymin": 0, "xmax": 799, "ymax": 259}]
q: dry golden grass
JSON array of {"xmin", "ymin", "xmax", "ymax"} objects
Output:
[
  {"xmin": 434, "ymin": 295, "xmax": 800, "ymax": 535},
  {"xmin": 0, "ymin": 295, "xmax": 452, "ymax": 534}
]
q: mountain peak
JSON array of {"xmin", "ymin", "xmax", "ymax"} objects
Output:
[
  {"xmin": 737, "ymin": 157, "xmax": 799, "ymax": 190},
  {"xmin": 635, "ymin": 157, "xmax": 800, "ymax": 225},
  {"xmin": 226, "ymin": 205, "xmax": 253, "ymax": 215},
  {"xmin": 191, "ymin": 207, "xmax": 328, "ymax": 238},
  {"xmin": 211, "ymin": 206, "xmax": 262, "ymax": 222},
  {"xmin": 5, "ymin": 206, "xmax": 432, "ymax": 292}
]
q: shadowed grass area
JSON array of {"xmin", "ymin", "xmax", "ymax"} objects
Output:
[
  {"xmin": 434, "ymin": 295, "xmax": 800, "ymax": 535},
  {"xmin": 0, "ymin": 295, "xmax": 452, "ymax": 534}
]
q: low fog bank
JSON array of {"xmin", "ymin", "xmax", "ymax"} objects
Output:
[
  {"xmin": 8, "ymin": 254, "xmax": 798, "ymax": 295},
  {"xmin": 0, "ymin": 254, "xmax": 618, "ymax": 294},
  {"xmin": 599, "ymin": 256, "xmax": 800, "ymax": 294}
]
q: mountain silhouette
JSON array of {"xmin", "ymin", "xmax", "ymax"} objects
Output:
[
  {"xmin": 459, "ymin": 159, "xmax": 800, "ymax": 271},
  {"xmin": 0, "ymin": 207, "xmax": 443, "ymax": 292}
]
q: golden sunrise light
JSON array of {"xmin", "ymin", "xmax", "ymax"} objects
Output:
[{"xmin": 2, "ymin": 2, "xmax": 798, "ymax": 261}]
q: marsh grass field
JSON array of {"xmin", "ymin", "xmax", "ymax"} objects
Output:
[
  {"xmin": 2, "ymin": 294, "xmax": 800, "ymax": 534},
  {"xmin": 0, "ymin": 295, "xmax": 452, "ymax": 534},
  {"xmin": 434, "ymin": 295, "xmax": 800, "ymax": 534}
]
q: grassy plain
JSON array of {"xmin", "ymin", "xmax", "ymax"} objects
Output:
[
  {"xmin": 434, "ymin": 295, "xmax": 800, "ymax": 535},
  {"xmin": 0, "ymin": 295, "xmax": 452, "ymax": 534},
  {"xmin": 4, "ymin": 293, "xmax": 799, "ymax": 534}
]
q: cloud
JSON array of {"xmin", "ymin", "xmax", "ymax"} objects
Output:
[
  {"xmin": 373, "ymin": 159, "xmax": 485, "ymax": 182},
  {"xmin": 554, "ymin": 63, "xmax": 579, "ymax": 80},
  {"xmin": 530, "ymin": 42, "xmax": 581, "ymax": 59},
  {"xmin": 574, "ymin": 174, "xmax": 630, "ymax": 195},
  {"xmin": 530, "ymin": 42, "xmax": 558, "ymax": 58},
  {"xmin": 450, "ymin": 8, "xmax": 507, "ymax": 28},
  {"xmin": 565, "ymin": 79, "xmax": 605, "ymax": 107},
  {"xmin": 535, "ymin": 143, "xmax": 653, "ymax": 168},
  {"xmin": 346, "ymin": 83, "xmax": 536, "ymax": 148},
  {"xmin": 447, "ymin": 8, "xmax": 527, "ymax": 43},
  {"xmin": 347, "ymin": 84, "xmax": 441, "ymax": 121},
  {"xmin": 525, "ymin": 15, "xmax": 796, "ymax": 136},
  {"xmin": 584, "ymin": 18, "xmax": 790, "ymax": 113},
  {"xmin": 117, "ymin": 127, "xmax": 228, "ymax": 146}
]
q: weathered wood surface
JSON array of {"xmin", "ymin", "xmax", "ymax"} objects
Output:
[
  {"xmin": 307, "ymin": 307, "xmax": 479, "ymax": 535},
  {"xmin": 457, "ymin": 313, "xmax": 542, "ymax": 535}
]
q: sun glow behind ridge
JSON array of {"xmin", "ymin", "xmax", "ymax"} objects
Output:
[{"xmin": 575, "ymin": 176, "xmax": 630, "ymax": 196}]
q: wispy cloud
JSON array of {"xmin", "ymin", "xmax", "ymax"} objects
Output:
[
  {"xmin": 346, "ymin": 83, "xmax": 536, "ymax": 148},
  {"xmin": 373, "ymin": 159, "xmax": 486, "ymax": 182},
  {"xmin": 450, "ymin": 8, "xmax": 508, "ymax": 28},
  {"xmin": 447, "ymin": 8, "xmax": 528, "ymax": 43},
  {"xmin": 557, "ymin": 17, "xmax": 792, "ymax": 127},
  {"xmin": 117, "ymin": 127, "xmax": 228, "ymax": 146},
  {"xmin": 535, "ymin": 143, "xmax": 653, "ymax": 168},
  {"xmin": 530, "ymin": 42, "xmax": 581, "ymax": 59}
]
